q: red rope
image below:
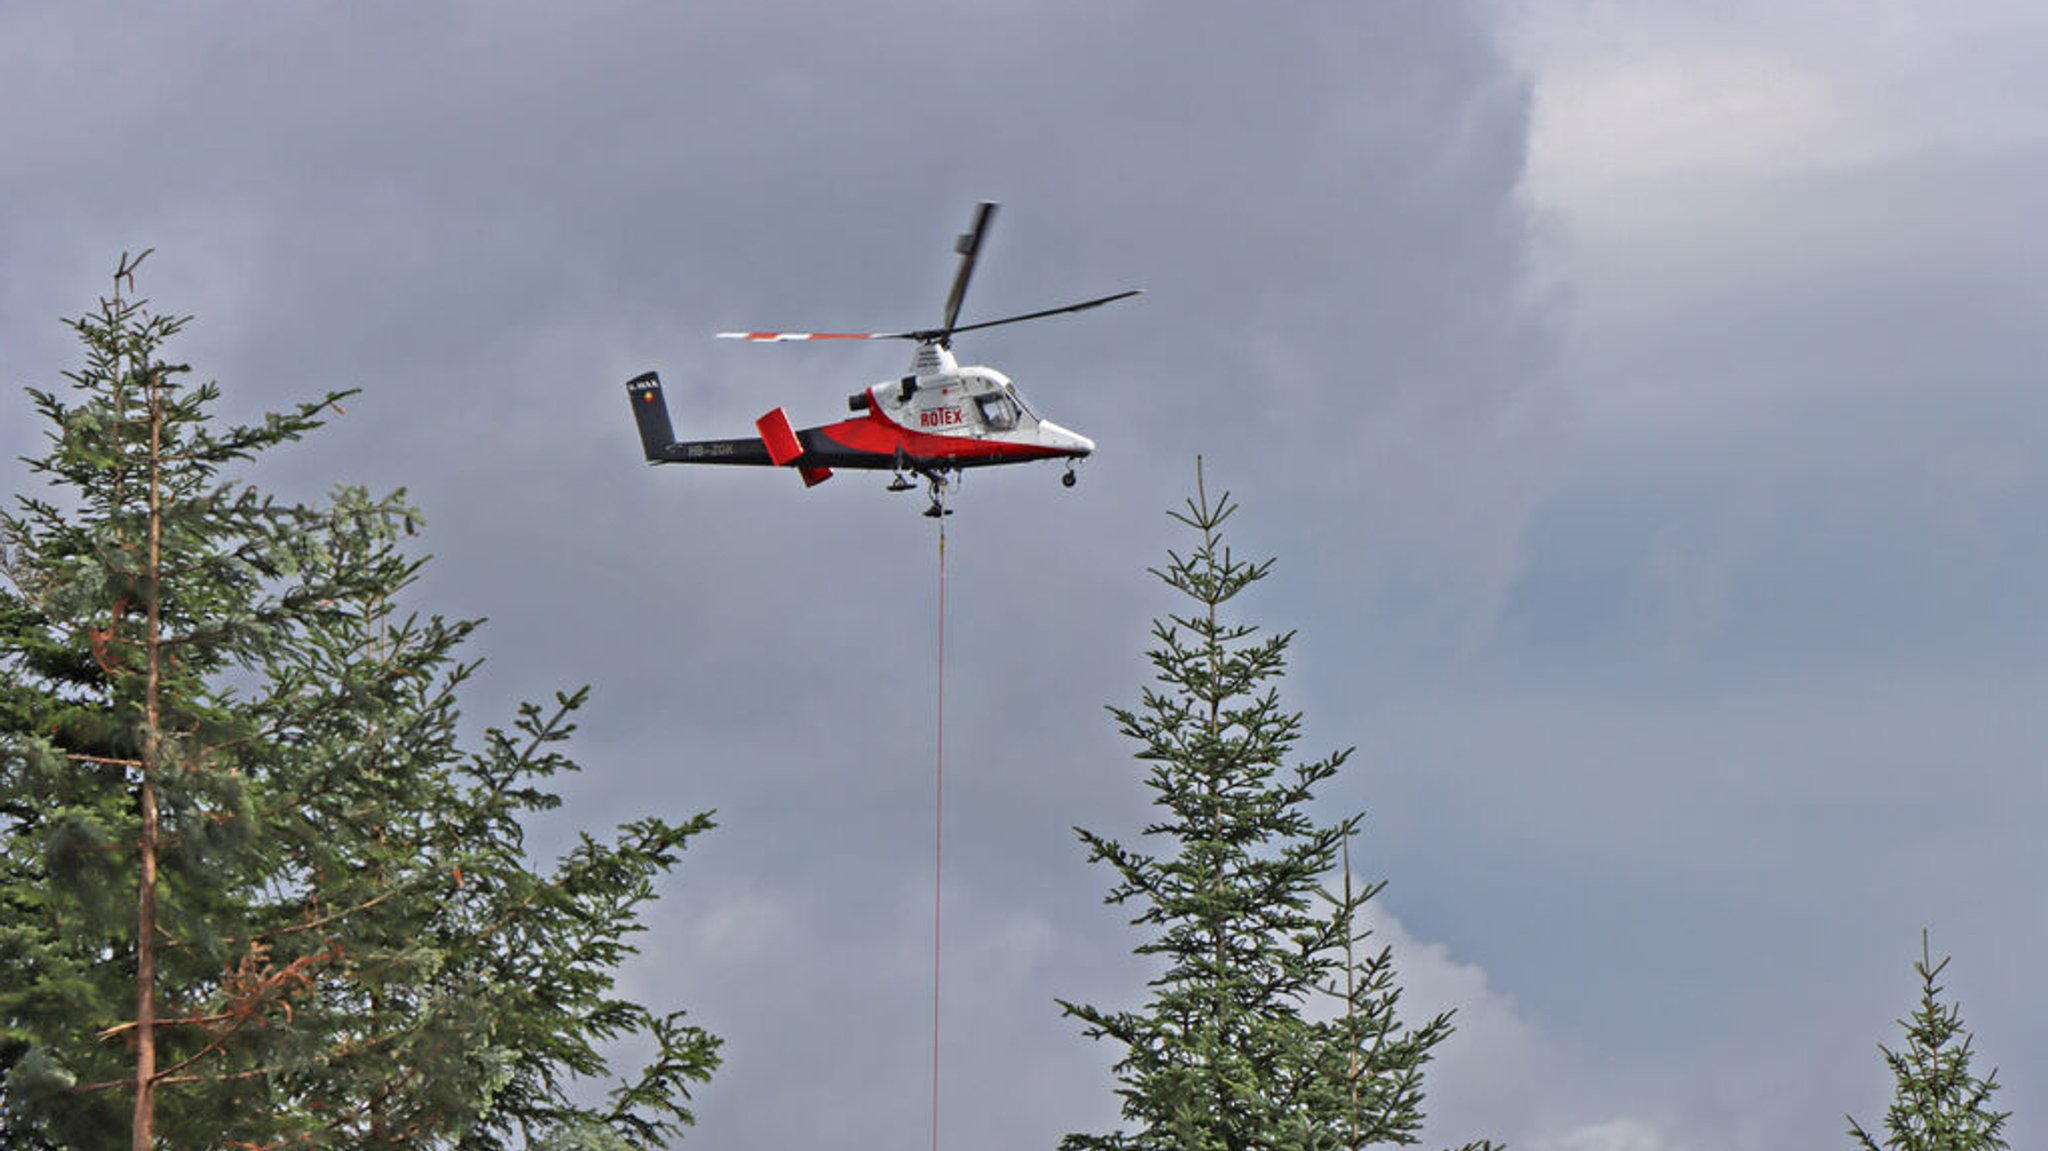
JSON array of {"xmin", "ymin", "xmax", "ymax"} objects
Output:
[{"xmin": 930, "ymin": 520, "xmax": 948, "ymax": 1151}]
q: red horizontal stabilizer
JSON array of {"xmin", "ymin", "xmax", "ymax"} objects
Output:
[
  {"xmin": 757, "ymin": 407, "xmax": 833, "ymax": 486},
  {"xmin": 756, "ymin": 407, "xmax": 804, "ymax": 466}
]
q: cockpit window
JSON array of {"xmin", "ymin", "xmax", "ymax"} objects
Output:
[
  {"xmin": 1003, "ymin": 382, "xmax": 1039, "ymax": 421},
  {"xmin": 975, "ymin": 393, "xmax": 1018, "ymax": 431}
]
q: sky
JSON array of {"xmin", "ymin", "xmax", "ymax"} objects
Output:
[{"xmin": 3, "ymin": 2, "xmax": 2045, "ymax": 1149}]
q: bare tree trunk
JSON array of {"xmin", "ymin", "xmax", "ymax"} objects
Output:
[
  {"xmin": 133, "ymin": 377, "xmax": 166, "ymax": 1151},
  {"xmin": 133, "ymin": 774, "xmax": 159, "ymax": 1150}
]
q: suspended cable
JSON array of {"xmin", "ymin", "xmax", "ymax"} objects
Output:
[{"xmin": 930, "ymin": 514, "xmax": 948, "ymax": 1151}]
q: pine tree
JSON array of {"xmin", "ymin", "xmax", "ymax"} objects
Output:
[
  {"xmin": 0, "ymin": 254, "xmax": 718, "ymax": 1148},
  {"xmin": 1847, "ymin": 933, "xmax": 2009, "ymax": 1151},
  {"xmin": 1060, "ymin": 465, "xmax": 1495, "ymax": 1151}
]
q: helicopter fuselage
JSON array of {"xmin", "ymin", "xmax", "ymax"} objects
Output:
[{"xmin": 625, "ymin": 352, "xmax": 1093, "ymax": 487}]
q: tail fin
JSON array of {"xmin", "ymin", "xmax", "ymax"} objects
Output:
[{"xmin": 625, "ymin": 372, "xmax": 679, "ymax": 462}]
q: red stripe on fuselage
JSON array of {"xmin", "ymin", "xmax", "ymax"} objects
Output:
[{"xmin": 810, "ymin": 406, "xmax": 1073, "ymax": 465}]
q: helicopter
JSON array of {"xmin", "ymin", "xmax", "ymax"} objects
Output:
[{"xmin": 625, "ymin": 202, "xmax": 1138, "ymax": 516}]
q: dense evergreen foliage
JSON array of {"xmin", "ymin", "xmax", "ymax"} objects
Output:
[
  {"xmin": 1848, "ymin": 935, "xmax": 2009, "ymax": 1151},
  {"xmin": 1060, "ymin": 467, "xmax": 1496, "ymax": 1151},
  {"xmin": 0, "ymin": 255, "xmax": 718, "ymax": 1148}
]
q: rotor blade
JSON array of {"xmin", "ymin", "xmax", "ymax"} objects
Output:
[
  {"xmin": 719, "ymin": 290, "xmax": 1140, "ymax": 344},
  {"xmin": 715, "ymin": 330, "xmax": 898, "ymax": 341},
  {"xmin": 941, "ymin": 202, "xmax": 999, "ymax": 337},
  {"xmin": 938, "ymin": 289, "xmax": 1143, "ymax": 338}
]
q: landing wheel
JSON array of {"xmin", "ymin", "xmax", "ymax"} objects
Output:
[{"xmin": 1062, "ymin": 466, "xmax": 1078, "ymax": 488}]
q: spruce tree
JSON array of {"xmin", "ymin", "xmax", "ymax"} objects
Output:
[
  {"xmin": 1847, "ymin": 934, "xmax": 2010, "ymax": 1151},
  {"xmin": 0, "ymin": 254, "xmax": 718, "ymax": 1148},
  {"xmin": 1060, "ymin": 466, "xmax": 1495, "ymax": 1151}
]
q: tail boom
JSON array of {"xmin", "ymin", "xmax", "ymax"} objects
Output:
[{"xmin": 622, "ymin": 373, "xmax": 823, "ymax": 481}]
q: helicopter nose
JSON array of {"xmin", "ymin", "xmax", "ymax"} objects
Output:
[{"xmin": 1042, "ymin": 420, "xmax": 1094, "ymax": 457}]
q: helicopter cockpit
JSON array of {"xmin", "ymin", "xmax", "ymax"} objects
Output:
[
  {"xmin": 974, "ymin": 392, "xmax": 1017, "ymax": 431},
  {"xmin": 959, "ymin": 370, "xmax": 1037, "ymax": 434}
]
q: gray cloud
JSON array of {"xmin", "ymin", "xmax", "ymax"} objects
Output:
[{"xmin": 6, "ymin": 3, "xmax": 2045, "ymax": 1150}]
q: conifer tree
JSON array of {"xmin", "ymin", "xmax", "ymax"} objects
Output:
[
  {"xmin": 0, "ymin": 254, "xmax": 718, "ymax": 1148},
  {"xmin": 1060, "ymin": 466, "xmax": 1495, "ymax": 1151},
  {"xmin": 1847, "ymin": 934, "xmax": 2010, "ymax": 1151}
]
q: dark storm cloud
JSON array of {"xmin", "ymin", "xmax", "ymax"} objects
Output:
[{"xmin": 4, "ymin": 5, "xmax": 1553, "ymax": 1147}]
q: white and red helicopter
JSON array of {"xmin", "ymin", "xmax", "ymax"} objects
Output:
[{"xmin": 626, "ymin": 202, "xmax": 1138, "ymax": 516}]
